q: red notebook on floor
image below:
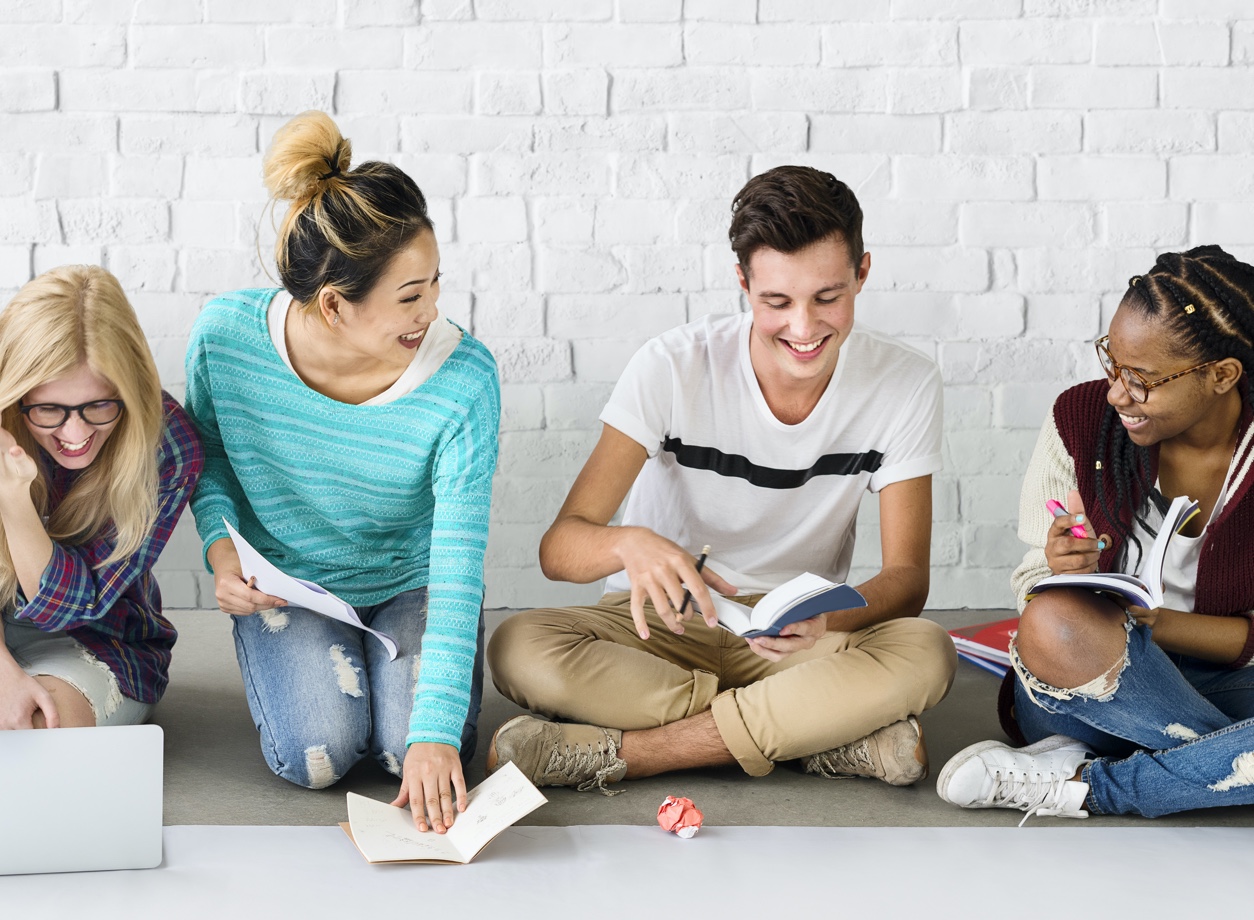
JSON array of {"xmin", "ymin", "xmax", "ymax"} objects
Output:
[{"xmin": 948, "ymin": 617, "xmax": 1018, "ymax": 668}]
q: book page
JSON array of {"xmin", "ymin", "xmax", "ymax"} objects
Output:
[
  {"xmin": 1029, "ymin": 572, "xmax": 1154, "ymax": 610},
  {"xmin": 1141, "ymin": 495, "xmax": 1201, "ymax": 606},
  {"xmin": 345, "ymin": 763, "xmax": 547, "ymax": 864},
  {"xmin": 703, "ymin": 593, "xmax": 754, "ymax": 636},
  {"xmin": 225, "ymin": 519, "xmax": 398, "ymax": 660},
  {"xmin": 750, "ymin": 573, "xmax": 854, "ymax": 631},
  {"xmin": 748, "ymin": 572, "xmax": 830, "ymax": 628},
  {"xmin": 443, "ymin": 762, "xmax": 549, "ymax": 859},
  {"xmin": 345, "ymin": 793, "xmax": 464, "ymax": 863}
]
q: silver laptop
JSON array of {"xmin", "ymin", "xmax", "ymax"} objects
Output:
[{"xmin": 0, "ymin": 724, "xmax": 163, "ymax": 874}]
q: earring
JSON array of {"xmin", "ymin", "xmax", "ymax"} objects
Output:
[{"xmin": 331, "ymin": 313, "xmax": 339, "ymax": 326}]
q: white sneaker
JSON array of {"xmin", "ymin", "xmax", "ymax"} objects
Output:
[{"xmin": 936, "ymin": 734, "xmax": 1094, "ymax": 826}]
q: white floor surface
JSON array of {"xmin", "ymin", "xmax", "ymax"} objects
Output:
[{"xmin": 2, "ymin": 824, "xmax": 1248, "ymax": 918}]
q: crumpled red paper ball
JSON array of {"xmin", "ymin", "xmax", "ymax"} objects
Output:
[{"xmin": 657, "ymin": 796, "xmax": 704, "ymax": 838}]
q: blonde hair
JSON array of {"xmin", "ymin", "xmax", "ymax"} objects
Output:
[
  {"xmin": 263, "ymin": 110, "xmax": 433, "ymax": 310},
  {"xmin": 0, "ymin": 265, "xmax": 162, "ymax": 606}
]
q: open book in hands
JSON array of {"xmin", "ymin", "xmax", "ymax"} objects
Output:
[
  {"xmin": 340, "ymin": 761, "xmax": 547, "ymax": 865},
  {"xmin": 698, "ymin": 572, "xmax": 867, "ymax": 639},
  {"xmin": 1027, "ymin": 494, "xmax": 1202, "ymax": 610}
]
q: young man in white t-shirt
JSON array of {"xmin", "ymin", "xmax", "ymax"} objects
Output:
[{"xmin": 486, "ymin": 166, "xmax": 957, "ymax": 792}]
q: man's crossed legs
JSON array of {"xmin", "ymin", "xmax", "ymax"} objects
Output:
[{"xmin": 487, "ymin": 592, "xmax": 957, "ymax": 792}]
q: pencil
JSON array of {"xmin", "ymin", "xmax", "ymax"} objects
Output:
[{"xmin": 677, "ymin": 545, "xmax": 711, "ymax": 617}]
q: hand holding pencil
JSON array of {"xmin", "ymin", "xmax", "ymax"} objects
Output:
[
  {"xmin": 676, "ymin": 545, "xmax": 710, "ymax": 620},
  {"xmin": 616, "ymin": 530, "xmax": 736, "ymax": 640}
]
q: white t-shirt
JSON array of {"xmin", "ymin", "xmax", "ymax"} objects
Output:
[
  {"xmin": 601, "ymin": 313, "xmax": 944, "ymax": 594},
  {"xmin": 268, "ymin": 293, "xmax": 463, "ymax": 405}
]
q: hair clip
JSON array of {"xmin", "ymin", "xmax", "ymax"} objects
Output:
[
  {"xmin": 1183, "ymin": 303, "xmax": 1196, "ymax": 314},
  {"xmin": 1130, "ymin": 276, "xmax": 1141, "ymax": 287}
]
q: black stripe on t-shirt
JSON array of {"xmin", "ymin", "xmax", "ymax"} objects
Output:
[{"xmin": 661, "ymin": 437, "xmax": 883, "ymax": 490}]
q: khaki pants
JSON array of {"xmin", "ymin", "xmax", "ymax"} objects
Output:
[{"xmin": 488, "ymin": 592, "xmax": 958, "ymax": 776}]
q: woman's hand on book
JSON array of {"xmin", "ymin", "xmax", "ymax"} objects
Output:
[
  {"xmin": 206, "ymin": 538, "xmax": 288, "ymax": 615},
  {"xmin": 745, "ymin": 614, "xmax": 827, "ymax": 662},
  {"xmin": 616, "ymin": 527, "xmax": 737, "ymax": 640},
  {"xmin": 392, "ymin": 742, "xmax": 467, "ymax": 834},
  {"xmin": 1045, "ymin": 490, "xmax": 1111, "ymax": 576}
]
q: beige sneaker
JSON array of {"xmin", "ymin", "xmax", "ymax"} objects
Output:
[
  {"xmin": 802, "ymin": 716, "xmax": 929, "ymax": 786},
  {"xmin": 487, "ymin": 715, "xmax": 628, "ymax": 795}
]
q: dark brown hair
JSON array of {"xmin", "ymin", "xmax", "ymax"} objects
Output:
[
  {"xmin": 1095, "ymin": 245, "xmax": 1254, "ymax": 570},
  {"xmin": 728, "ymin": 166, "xmax": 864, "ymax": 272},
  {"xmin": 264, "ymin": 110, "xmax": 433, "ymax": 309}
]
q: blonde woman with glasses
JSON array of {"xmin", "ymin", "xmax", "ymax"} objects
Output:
[
  {"xmin": 937, "ymin": 246, "xmax": 1254, "ymax": 821},
  {"xmin": 0, "ymin": 266, "xmax": 203, "ymax": 731}
]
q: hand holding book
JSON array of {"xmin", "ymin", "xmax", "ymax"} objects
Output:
[
  {"xmin": 1029, "ymin": 494, "xmax": 1201, "ymax": 610},
  {"xmin": 698, "ymin": 572, "xmax": 867, "ymax": 639}
]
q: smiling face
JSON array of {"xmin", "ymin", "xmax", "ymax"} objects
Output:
[
  {"xmin": 738, "ymin": 235, "xmax": 870, "ymax": 397},
  {"xmin": 1103, "ymin": 305, "xmax": 1223, "ymax": 447},
  {"xmin": 21, "ymin": 363, "xmax": 123, "ymax": 470},
  {"xmin": 327, "ymin": 229, "xmax": 442, "ymax": 370}
]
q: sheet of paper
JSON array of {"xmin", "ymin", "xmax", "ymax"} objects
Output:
[
  {"xmin": 224, "ymin": 519, "xmax": 398, "ymax": 660},
  {"xmin": 443, "ymin": 762, "xmax": 549, "ymax": 858},
  {"xmin": 346, "ymin": 762, "xmax": 547, "ymax": 863}
]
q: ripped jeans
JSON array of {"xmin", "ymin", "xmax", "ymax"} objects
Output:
[
  {"xmin": 232, "ymin": 586, "xmax": 485, "ymax": 789},
  {"xmin": 1012, "ymin": 614, "xmax": 1254, "ymax": 818}
]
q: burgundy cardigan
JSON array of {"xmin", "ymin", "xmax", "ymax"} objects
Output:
[
  {"xmin": 1000, "ymin": 380, "xmax": 1254, "ymax": 743},
  {"xmin": 1054, "ymin": 379, "xmax": 1254, "ymax": 623}
]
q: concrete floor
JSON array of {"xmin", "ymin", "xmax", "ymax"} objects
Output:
[{"xmin": 158, "ymin": 608, "xmax": 1254, "ymax": 828}]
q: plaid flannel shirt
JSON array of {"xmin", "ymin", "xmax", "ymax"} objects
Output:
[{"xmin": 11, "ymin": 393, "xmax": 203, "ymax": 703}]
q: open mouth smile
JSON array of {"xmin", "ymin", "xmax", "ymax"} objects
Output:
[
  {"xmin": 782, "ymin": 335, "xmax": 830, "ymax": 359},
  {"xmin": 54, "ymin": 433, "xmax": 94, "ymax": 457}
]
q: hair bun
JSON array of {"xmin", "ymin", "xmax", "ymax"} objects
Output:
[{"xmin": 263, "ymin": 110, "xmax": 353, "ymax": 202}]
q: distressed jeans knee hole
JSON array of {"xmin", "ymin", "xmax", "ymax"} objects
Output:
[{"xmin": 1010, "ymin": 630, "xmax": 1129, "ymax": 709}]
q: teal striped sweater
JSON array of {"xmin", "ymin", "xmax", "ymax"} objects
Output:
[{"xmin": 184, "ymin": 288, "xmax": 500, "ymax": 749}]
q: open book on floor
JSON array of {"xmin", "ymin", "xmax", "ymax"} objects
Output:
[
  {"xmin": 1027, "ymin": 494, "xmax": 1202, "ymax": 610},
  {"xmin": 701, "ymin": 572, "xmax": 867, "ymax": 639},
  {"xmin": 224, "ymin": 519, "xmax": 398, "ymax": 660},
  {"xmin": 340, "ymin": 761, "xmax": 547, "ymax": 865}
]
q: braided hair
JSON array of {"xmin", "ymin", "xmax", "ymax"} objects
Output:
[{"xmin": 1095, "ymin": 245, "xmax": 1254, "ymax": 572}]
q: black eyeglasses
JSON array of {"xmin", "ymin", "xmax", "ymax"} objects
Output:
[{"xmin": 19, "ymin": 399, "xmax": 125, "ymax": 429}]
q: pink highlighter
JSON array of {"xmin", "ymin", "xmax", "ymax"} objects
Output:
[{"xmin": 1046, "ymin": 499, "xmax": 1089, "ymax": 539}]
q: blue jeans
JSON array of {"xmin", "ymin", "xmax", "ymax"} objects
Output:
[
  {"xmin": 232, "ymin": 587, "xmax": 485, "ymax": 789},
  {"xmin": 1013, "ymin": 615, "xmax": 1254, "ymax": 818}
]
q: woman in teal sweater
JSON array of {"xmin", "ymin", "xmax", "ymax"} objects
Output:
[{"xmin": 185, "ymin": 111, "xmax": 499, "ymax": 835}]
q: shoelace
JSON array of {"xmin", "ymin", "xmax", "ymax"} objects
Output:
[
  {"xmin": 544, "ymin": 737, "xmax": 626, "ymax": 796},
  {"xmin": 978, "ymin": 768, "xmax": 1072, "ymax": 827},
  {"xmin": 809, "ymin": 739, "xmax": 874, "ymax": 777}
]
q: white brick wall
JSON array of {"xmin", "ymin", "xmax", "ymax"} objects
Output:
[{"xmin": 4, "ymin": 1, "xmax": 1252, "ymax": 610}]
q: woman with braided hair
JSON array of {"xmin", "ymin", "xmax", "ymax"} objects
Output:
[{"xmin": 938, "ymin": 245, "xmax": 1254, "ymax": 821}]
